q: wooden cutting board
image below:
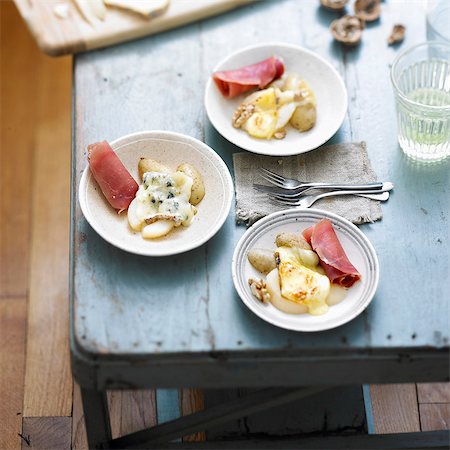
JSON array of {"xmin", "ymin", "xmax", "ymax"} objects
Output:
[{"xmin": 13, "ymin": 0, "xmax": 252, "ymax": 56}]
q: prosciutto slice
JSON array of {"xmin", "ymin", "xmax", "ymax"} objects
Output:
[
  {"xmin": 303, "ymin": 219, "xmax": 361, "ymax": 288},
  {"xmin": 88, "ymin": 141, "xmax": 138, "ymax": 213},
  {"xmin": 212, "ymin": 56, "xmax": 285, "ymax": 98}
]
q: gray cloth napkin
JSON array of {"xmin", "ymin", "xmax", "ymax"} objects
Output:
[{"xmin": 233, "ymin": 142, "xmax": 383, "ymax": 226}]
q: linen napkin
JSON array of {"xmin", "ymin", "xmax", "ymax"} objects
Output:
[{"xmin": 233, "ymin": 142, "xmax": 383, "ymax": 226}]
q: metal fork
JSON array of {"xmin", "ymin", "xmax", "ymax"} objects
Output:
[
  {"xmin": 255, "ymin": 181, "xmax": 394, "ymax": 199},
  {"xmin": 270, "ymin": 189, "xmax": 390, "ymax": 208},
  {"xmin": 260, "ymin": 167, "xmax": 386, "ymax": 193}
]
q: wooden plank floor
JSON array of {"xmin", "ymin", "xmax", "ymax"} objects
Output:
[{"xmin": 0, "ymin": 1, "xmax": 448, "ymax": 448}]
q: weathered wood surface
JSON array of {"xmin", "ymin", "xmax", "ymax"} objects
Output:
[
  {"xmin": 0, "ymin": 0, "xmax": 35, "ymax": 297},
  {"xmin": 71, "ymin": 0, "xmax": 449, "ymax": 388},
  {"xmin": 0, "ymin": 298, "xmax": 27, "ymax": 450},
  {"xmin": 369, "ymin": 384, "xmax": 421, "ymax": 434},
  {"xmin": 21, "ymin": 417, "xmax": 72, "ymax": 450},
  {"xmin": 23, "ymin": 39, "xmax": 73, "ymax": 417},
  {"xmin": 419, "ymin": 404, "xmax": 450, "ymax": 432},
  {"xmin": 418, "ymin": 383, "xmax": 450, "ymax": 404}
]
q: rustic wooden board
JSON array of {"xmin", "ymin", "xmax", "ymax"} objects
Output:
[
  {"xmin": 417, "ymin": 383, "xmax": 450, "ymax": 404},
  {"xmin": 369, "ymin": 385, "xmax": 420, "ymax": 434},
  {"xmin": 21, "ymin": 417, "xmax": 71, "ymax": 450},
  {"xmin": 13, "ymin": 0, "xmax": 253, "ymax": 56},
  {"xmin": 181, "ymin": 389, "xmax": 206, "ymax": 442},
  {"xmin": 419, "ymin": 403, "xmax": 450, "ymax": 432},
  {"xmin": 107, "ymin": 390, "xmax": 158, "ymax": 438},
  {"xmin": 23, "ymin": 47, "xmax": 73, "ymax": 416},
  {"xmin": 0, "ymin": 298, "xmax": 27, "ymax": 450},
  {"xmin": 72, "ymin": 384, "xmax": 89, "ymax": 450}
]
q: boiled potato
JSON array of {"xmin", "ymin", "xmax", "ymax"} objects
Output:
[
  {"xmin": 290, "ymin": 101, "xmax": 316, "ymax": 132},
  {"xmin": 176, "ymin": 163, "xmax": 205, "ymax": 206},
  {"xmin": 275, "ymin": 232, "xmax": 311, "ymax": 251},
  {"xmin": 138, "ymin": 158, "xmax": 171, "ymax": 180},
  {"xmin": 247, "ymin": 248, "xmax": 276, "ymax": 274}
]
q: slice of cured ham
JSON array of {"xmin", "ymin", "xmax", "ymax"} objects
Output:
[
  {"xmin": 212, "ymin": 56, "xmax": 285, "ymax": 98},
  {"xmin": 88, "ymin": 141, "xmax": 138, "ymax": 213},
  {"xmin": 303, "ymin": 219, "xmax": 361, "ymax": 288}
]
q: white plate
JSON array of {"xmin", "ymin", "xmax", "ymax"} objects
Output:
[
  {"xmin": 232, "ymin": 209, "xmax": 379, "ymax": 332},
  {"xmin": 205, "ymin": 42, "xmax": 348, "ymax": 156},
  {"xmin": 79, "ymin": 130, "xmax": 234, "ymax": 256}
]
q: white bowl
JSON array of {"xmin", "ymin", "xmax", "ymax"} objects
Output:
[
  {"xmin": 205, "ymin": 42, "xmax": 348, "ymax": 156},
  {"xmin": 232, "ymin": 209, "xmax": 379, "ymax": 332},
  {"xmin": 79, "ymin": 131, "xmax": 234, "ymax": 256}
]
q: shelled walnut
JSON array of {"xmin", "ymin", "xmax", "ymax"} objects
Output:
[
  {"xmin": 388, "ymin": 24, "xmax": 406, "ymax": 45},
  {"xmin": 330, "ymin": 15, "xmax": 365, "ymax": 45},
  {"xmin": 354, "ymin": 0, "xmax": 381, "ymax": 22},
  {"xmin": 320, "ymin": 0, "xmax": 349, "ymax": 11}
]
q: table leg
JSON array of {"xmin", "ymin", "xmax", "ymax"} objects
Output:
[{"xmin": 80, "ymin": 388, "xmax": 112, "ymax": 449}]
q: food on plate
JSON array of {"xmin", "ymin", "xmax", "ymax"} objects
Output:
[
  {"xmin": 128, "ymin": 158, "xmax": 204, "ymax": 239},
  {"xmin": 247, "ymin": 221, "xmax": 360, "ymax": 315},
  {"xmin": 104, "ymin": 0, "xmax": 170, "ymax": 19},
  {"xmin": 247, "ymin": 248, "xmax": 276, "ymax": 274},
  {"xmin": 212, "ymin": 56, "xmax": 285, "ymax": 99},
  {"xmin": 302, "ymin": 219, "xmax": 361, "ymax": 287},
  {"xmin": 88, "ymin": 141, "xmax": 139, "ymax": 213},
  {"xmin": 176, "ymin": 163, "xmax": 205, "ymax": 206},
  {"xmin": 231, "ymin": 73, "xmax": 317, "ymax": 140},
  {"xmin": 388, "ymin": 24, "xmax": 406, "ymax": 46},
  {"xmin": 276, "ymin": 246, "xmax": 330, "ymax": 315},
  {"xmin": 330, "ymin": 15, "xmax": 365, "ymax": 46},
  {"xmin": 354, "ymin": 0, "xmax": 381, "ymax": 22}
]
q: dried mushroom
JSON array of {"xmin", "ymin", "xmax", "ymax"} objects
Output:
[
  {"xmin": 331, "ymin": 15, "xmax": 365, "ymax": 45},
  {"xmin": 320, "ymin": 0, "xmax": 349, "ymax": 11},
  {"xmin": 388, "ymin": 24, "xmax": 406, "ymax": 45},
  {"xmin": 354, "ymin": 0, "xmax": 381, "ymax": 22}
]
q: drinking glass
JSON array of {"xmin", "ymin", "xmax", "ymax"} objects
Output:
[
  {"xmin": 427, "ymin": 0, "xmax": 450, "ymax": 43},
  {"xmin": 390, "ymin": 42, "xmax": 450, "ymax": 162}
]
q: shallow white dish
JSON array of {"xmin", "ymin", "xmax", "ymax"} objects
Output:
[
  {"xmin": 232, "ymin": 209, "xmax": 379, "ymax": 332},
  {"xmin": 79, "ymin": 130, "xmax": 233, "ymax": 256},
  {"xmin": 205, "ymin": 42, "xmax": 348, "ymax": 156}
]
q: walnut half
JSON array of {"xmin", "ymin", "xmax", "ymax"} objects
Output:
[
  {"xmin": 248, "ymin": 278, "xmax": 271, "ymax": 303},
  {"xmin": 388, "ymin": 24, "xmax": 406, "ymax": 46},
  {"xmin": 232, "ymin": 103, "xmax": 255, "ymax": 128},
  {"xmin": 331, "ymin": 15, "xmax": 365, "ymax": 46}
]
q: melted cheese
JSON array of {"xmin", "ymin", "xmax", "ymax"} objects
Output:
[
  {"xmin": 128, "ymin": 171, "xmax": 196, "ymax": 238},
  {"xmin": 277, "ymin": 246, "xmax": 330, "ymax": 316}
]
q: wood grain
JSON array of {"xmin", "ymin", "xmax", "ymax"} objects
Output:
[
  {"xmin": 13, "ymin": 0, "xmax": 253, "ymax": 56},
  {"xmin": 21, "ymin": 417, "xmax": 71, "ymax": 450},
  {"xmin": 23, "ymin": 45, "xmax": 72, "ymax": 416},
  {"xmin": 0, "ymin": 0, "xmax": 36, "ymax": 297},
  {"xmin": 419, "ymin": 403, "xmax": 450, "ymax": 431},
  {"xmin": 370, "ymin": 384, "xmax": 421, "ymax": 434},
  {"xmin": 0, "ymin": 298, "xmax": 27, "ymax": 450},
  {"xmin": 107, "ymin": 390, "xmax": 158, "ymax": 439},
  {"xmin": 417, "ymin": 383, "xmax": 450, "ymax": 404},
  {"xmin": 181, "ymin": 389, "xmax": 206, "ymax": 442},
  {"xmin": 72, "ymin": 384, "xmax": 88, "ymax": 450}
]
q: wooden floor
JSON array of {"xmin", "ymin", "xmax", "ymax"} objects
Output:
[{"xmin": 0, "ymin": 1, "xmax": 449, "ymax": 449}]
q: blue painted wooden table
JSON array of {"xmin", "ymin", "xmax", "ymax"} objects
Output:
[{"xmin": 70, "ymin": 1, "xmax": 449, "ymax": 448}]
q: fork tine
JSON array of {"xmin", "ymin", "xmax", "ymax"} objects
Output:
[
  {"xmin": 269, "ymin": 197, "xmax": 300, "ymax": 207},
  {"xmin": 260, "ymin": 168, "xmax": 286, "ymax": 182},
  {"xmin": 259, "ymin": 172, "xmax": 286, "ymax": 188}
]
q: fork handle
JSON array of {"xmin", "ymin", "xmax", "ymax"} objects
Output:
[
  {"xmin": 313, "ymin": 189, "xmax": 390, "ymax": 203},
  {"xmin": 305, "ymin": 181, "xmax": 387, "ymax": 191}
]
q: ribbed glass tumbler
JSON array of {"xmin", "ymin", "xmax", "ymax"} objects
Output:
[{"xmin": 390, "ymin": 42, "xmax": 450, "ymax": 163}]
